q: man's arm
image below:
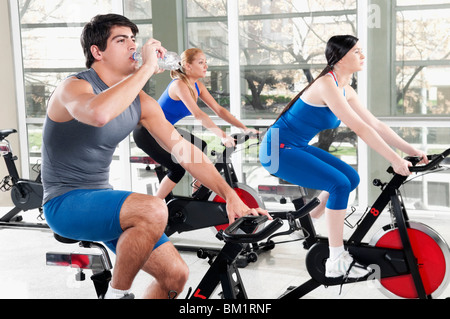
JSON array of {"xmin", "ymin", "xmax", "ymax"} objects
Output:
[
  {"xmin": 47, "ymin": 39, "xmax": 163, "ymax": 126},
  {"xmin": 139, "ymin": 92, "xmax": 269, "ymax": 223}
]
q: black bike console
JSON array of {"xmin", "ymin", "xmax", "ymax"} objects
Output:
[{"xmin": 165, "ymin": 197, "xmax": 229, "ymax": 236}]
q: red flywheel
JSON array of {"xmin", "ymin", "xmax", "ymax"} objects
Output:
[{"xmin": 371, "ymin": 222, "xmax": 450, "ymax": 298}]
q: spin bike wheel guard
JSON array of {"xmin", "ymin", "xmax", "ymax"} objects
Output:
[
  {"xmin": 372, "ymin": 222, "xmax": 450, "ymax": 298},
  {"xmin": 211, "ymin": 183, "xmax": 264, "ymax": 232}
]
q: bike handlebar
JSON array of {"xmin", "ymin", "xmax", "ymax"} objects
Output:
[
  {"xmin": 220, "ymin": 132, "xmax": 259, "ymax": 148},
  {"xmin": 222, "ymin": 215, "xmax": 283, "ymax": 244},
  {"xmin": 233, "ymin": 132, "xmax": 259, "ymax": 145},
  {"xmin": 215, "ymin": 132, "xmax": 259, "ymax": 159},
  {"xmin": 387, "ymin": 148, "xmax": 450, "ymax": 174}
]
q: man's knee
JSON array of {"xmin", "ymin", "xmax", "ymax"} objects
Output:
[
  {"xmin": 144, "ymin": 195, "xmax": 168, "ymax": 222},
  {"xmin": 121, "ymin": 194, "xmax": 168, "ymax": 230},
  {"xmin": 174, "ymin": 259, "xmax": 189, "ymax": 283}
]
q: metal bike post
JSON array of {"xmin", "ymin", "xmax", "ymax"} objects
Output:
[{"xmin": 390, "ymin": 193, "xmax": 428, "ymax": 299}]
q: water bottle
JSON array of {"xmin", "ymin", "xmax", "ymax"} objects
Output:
[{"xmin": 132, "ymin": 51, "xmax": 181, "ymax": 71}]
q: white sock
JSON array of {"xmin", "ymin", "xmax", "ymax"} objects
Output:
[
  {"xmin": 104, "ymin": 283, "xmax": 130, "ymax": 299},
  {"xmin": 329, "ymin": 245, "xmax": 345, "ymax": 261}
]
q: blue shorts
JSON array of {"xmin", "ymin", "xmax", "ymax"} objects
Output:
[{"xmin": 43, "ymin": 189, "xmax": 170, "ymax": 253}]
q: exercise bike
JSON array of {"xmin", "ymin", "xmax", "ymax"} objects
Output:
[
  {"xmin": 187, "ymin": 198, "xmax": 320, "ymax": 299},
  {"xmin": 0, "ymin": 129, "xmax": 47, "ymax": 230},
  {"xmin": 131, "ymin": 132, "xmax": 271, "ymax": 266},
  {"xmin": 190, "ymin": 148, "xmax": 450, "ymax": 299}
]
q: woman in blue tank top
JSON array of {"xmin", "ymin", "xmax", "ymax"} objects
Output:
[
  {"xmin": 134, "ymin": 48, "xmax": 257, "ymax": 199},
  {"xmin": 260, "ymin": 35, "xmax": 428, "ymax": 279}
]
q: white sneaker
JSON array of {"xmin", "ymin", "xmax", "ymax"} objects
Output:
[{"xmin": 325, "ymin": 251, "xmax": 371, "ymax": 279}]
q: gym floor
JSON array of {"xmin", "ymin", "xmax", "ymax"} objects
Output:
[{"xmin": 1, "ymin": 204, "xmax": 450, "ymax": 300}]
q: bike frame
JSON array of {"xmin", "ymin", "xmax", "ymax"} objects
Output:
[
  {"xmin": 190, "ymin": 149, "xmax": 450, "ymax": 300},
  {"xmin": 0, "ymin": 129, "xmax": 47, "ymax": 230},
  {"xmin": 282, "ymin": 149, "xmax": 450, "ymax": 299}
]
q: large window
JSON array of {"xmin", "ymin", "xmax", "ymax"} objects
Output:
[
  {"xmin": 9, "ymin": 0, "xmax": 450, "ymax": 213},
  {"xmin": 184, "ymin": 0, "xmax": 229, "ymax": 117},
  {"xmin": 390, "ymin": 1, "xmax": 450, "ymax": 212},
  {"xmin": 185, "ymin": 0, "xmax": 359, "ymax": 205},
  {"xmin": 237, "ymin": 0, "xmax": 357, "ymax": 120},
  {"xmin": 395, "ymin": 2, "xmax": 450, "ymax": 117},
  {"xmin": 185, "ymin": 0, "xmax": 358, "ymax": 120},
  {"xmin": 12, "ymin": 0, "xmax": 153, "ymax": 188}
]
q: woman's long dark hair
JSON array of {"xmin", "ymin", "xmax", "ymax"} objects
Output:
[{"xmin": 274, "ymin": 35, "xmax": 359, "ymax": 123}]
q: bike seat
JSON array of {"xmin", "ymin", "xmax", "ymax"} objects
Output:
[
  {"xmin": 53, "ymin": 233, "xmax": 80, "ymax": 244},
  {"xmin": 0, "ymin": 129, "xmax": 17, "ymax": 141}
]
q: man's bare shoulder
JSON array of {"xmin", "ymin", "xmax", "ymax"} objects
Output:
[{"xmin": 47, "ymin": 76, "xmax": 93, "ymax": 122}]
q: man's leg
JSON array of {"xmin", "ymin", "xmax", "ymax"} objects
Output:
[
  {"xmin": 110, "ymin": 193, "xmax": 168, "ymax": 292},
  {"xmin": 140, "ymin": 242, "xmax": 189, "ymax": 299}
]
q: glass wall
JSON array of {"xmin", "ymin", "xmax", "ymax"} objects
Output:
[
  {"xmin": 395, "ymin": 2, "xmax": 450, "ymax": 117},
  {"xmin": 186, "ymin": 0, "xmax": 360, "ymax": 205},
  {"xmin": 10, "ymin": 0, "xmax": 450, "ymax": 212},
  {"xmin": 391, "ymin": 1, "xmax": 450, "ymax": 212},
  {"xmin": 184, "ymin": 0, "xmax": 450, "ymax": 211},
  {"xmin": 185, "ymin": 0, "xmax": 358, "ymax": 120},
  {"xmin": 13, "ymin": 0, "xmax": 153, "ymax": 187}
]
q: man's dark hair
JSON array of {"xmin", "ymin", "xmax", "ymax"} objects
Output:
[{"xmin": 81, "ymin": 14, "xmax": 139, "ymax": 68}]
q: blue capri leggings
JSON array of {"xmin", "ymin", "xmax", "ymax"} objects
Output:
[
  {"xmin": 260, "ymin": 144, "xmax": 359, "ymax": 210},
  {"xmin": 43, "ymin": 189, "xmax": 170, "ymax": 253}
]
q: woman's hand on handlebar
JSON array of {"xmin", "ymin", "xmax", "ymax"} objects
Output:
[
  {"xmin": 225, "ymin": 195, "xmax": 272, "ymax": 225},
  {"xmin": 410, "ymin": 149, "xmax": 429, "ymax": 165},
  {"xmin": 392, "ymin": 149, "xmax": 429, "ymax": 175},
  {"xmin": 391, "ymin": 157, "xmax": 413, "ymax": 176},
  {"xmin": 242, "ymin": 127, "xmax": 260, "ymax": 135},
  {"xmin": 221, "ymin": 135, "xmax": 236, "ymax": 148}
]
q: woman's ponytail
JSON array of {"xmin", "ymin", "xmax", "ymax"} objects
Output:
[
  {"xmin": 274, "ymin": 65, "xmax": 333, "ymax": 123},
  {"xmin": 170, "ymin": 48, "xmax": 204, "ymax": 101},
  {"xmin": 272, "ymin": 35, "xmax": 358, "ymax": 124}
]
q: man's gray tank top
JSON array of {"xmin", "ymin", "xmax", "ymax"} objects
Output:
[{"xmin": 41, "ymin": 68, "xmax": 141, "ymax": 204}]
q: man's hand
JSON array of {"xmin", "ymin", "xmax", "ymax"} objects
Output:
[
  {"xmin": 225, "ymin": 193, "xmax": 271, "ymax": 225},
  {"xmin": 140, "ymin": 38, "xmax": 166, "ymax": 73}
]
